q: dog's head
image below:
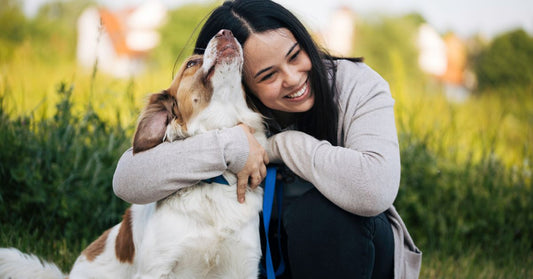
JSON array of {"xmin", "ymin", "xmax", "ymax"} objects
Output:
[{"xmin": 132, "ymin": 29, "xmax": 244, "ymax": 154}]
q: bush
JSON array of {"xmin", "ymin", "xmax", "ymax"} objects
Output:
[
  {"xmin": 474, "ymin": 29, "xmax": 533, "ymax": 92},
  {"xmin": 396, "ymin": 132, "xmax": 533, "ymax": 258},
  {"xmin": 150, "ymin": 3, "xmax": 217, "ymax": 70},
  {"xmin": 0, "ymin": 82, "xmax": 131, "ymax": 241}
]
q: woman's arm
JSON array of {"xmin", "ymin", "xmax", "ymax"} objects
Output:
[
  {"xmin": 113, "ymin": 126, "xmax": 250, "ymax": 204},
  {"xmin": 267, "ymin": 62, "xmax": 400, "ymax": 216}
]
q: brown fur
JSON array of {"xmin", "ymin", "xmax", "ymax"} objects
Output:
[
  {"xmin": 132, "ymin": 91, "xmax": 179, "ymax": 153},
  {"xmin": 82, "ymin": 228, "xmax": 111, "ymax": 262},
  {"xmin": 132, "ymin": 55, "xmax": 213, "ymax": 154},
  {"xmin": 115, "ymin": 208, "xmax": 135, "ymax": 263}
]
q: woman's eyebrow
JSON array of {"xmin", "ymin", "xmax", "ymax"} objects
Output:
[{"xmin": 285, "ymin": 42, "xmax": 298, "ymax": 58}]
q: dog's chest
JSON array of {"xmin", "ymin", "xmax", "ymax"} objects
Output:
[
  {"xmin": 144, "ymin": 183, "xmax": 262, "ymax": 271},
  {"xmin": 155, "ymin": 182, "xmax": 262, "ymax": 228},
  {"xmin": 196, "ymin": 101, "xmax": 243, "ymax": 130}
]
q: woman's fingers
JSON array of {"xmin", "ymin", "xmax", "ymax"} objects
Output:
[
  {"xmin": 235, "ymin": 123, "xmax": 269, "ymax": 203},
  {"xmin": 236, "ymin": 173, "xmax": 248, "ymax": 203}
]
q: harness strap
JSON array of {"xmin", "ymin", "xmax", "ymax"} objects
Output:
[
  {"xmin": 204, "ymin": 167, "xmax": 285, "ymax": 278},
  {"xmin": 202, "ymin": 175, "xmax": 230, "ymax": 185},
  {"xmin": 261, "ymin": 166, "xmax": 286, "ymax": 278}
]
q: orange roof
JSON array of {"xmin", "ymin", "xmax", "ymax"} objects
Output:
[
  {"xmin": 440, "ymin": 34, "xmax": 466, "ymax": 85},
  {"xmin": 98, "ymin": 8, "xmax": 146, "ymax": 57}
]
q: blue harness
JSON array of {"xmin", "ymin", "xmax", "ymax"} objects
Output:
[
  {"xmin": 202, "ymin": 175, "xmax": 231, "ymax": 185},
  {"xmin": 203, "ymin": 166, "xmax": 285, "ymax": 278},
  {"xmin": 260, "ymin": 166, "xmax": 286, "ymax": 278}
]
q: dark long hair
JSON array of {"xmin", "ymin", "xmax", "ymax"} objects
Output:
[{"xmin": 194, "ymin": 0, "xmax": 362, "ymax": 145}]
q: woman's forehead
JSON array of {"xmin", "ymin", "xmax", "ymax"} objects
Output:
[
  {"xmin": 243, "ymin": 28, "xmax": 297, "ymax": 65},
  {"xmin": 245, "ymin": 28, "xmax": 296, "ymax": 47}
]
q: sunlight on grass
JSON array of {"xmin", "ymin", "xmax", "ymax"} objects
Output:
[
  {"xmin": 391, "ymin": 61, "xmax": 532, "ymax": 169},
  {"xmin": 2, "ymin": 42, "xmax": 531, "ymax": 170},
  {"xmin": 0, "ymin": 41, "xmax": 177, "ymax": 128}
]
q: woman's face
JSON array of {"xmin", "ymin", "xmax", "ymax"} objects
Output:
[{"xmin": 243, "ymin": 28, "xmax": 314, "ymax": 113}]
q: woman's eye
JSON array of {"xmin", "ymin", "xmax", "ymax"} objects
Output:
[
  {"xmin": 289, "ymin": 50, "xmax": 300, "ymax": 61},
  {"xmin": 260, "ymin": 72, "xmax": 275, "ymax": 82}
]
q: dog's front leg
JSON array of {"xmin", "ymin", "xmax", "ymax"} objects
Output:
[
  {"xmin": 212, "ymin": 217, "xmax": 262, "ymax": 279},
  {"xmin": 133, "ymin": 215, "xmax": 184, "ymax": 279}
]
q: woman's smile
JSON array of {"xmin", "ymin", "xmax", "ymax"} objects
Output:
[{"xmin": 284, "ymin": 78, "xmax": 310, "ymax": 100}]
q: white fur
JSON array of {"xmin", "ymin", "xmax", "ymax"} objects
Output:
[
  {"xmin": 0, "ymin": 31, "xmax": 265, "ymax": 279},
  {"xmin": 0, "ymin": 248, "xmax": 66, "ymax": 279}
]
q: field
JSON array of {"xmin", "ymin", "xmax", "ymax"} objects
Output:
[{"xmin": 1, "ymin": 1, "xmax": 532, "ymax": 278}]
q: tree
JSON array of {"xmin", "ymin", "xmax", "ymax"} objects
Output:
[
  {"xmin": 150, "ymin": 3, "xmax": 217, "ymax": 71},
  {"xmin": 474, "ymin": 29, "xmax": 533, "ymax": 92},
  {"xmin": 0, "ymin": 0, "xmax": 27, "ymax": 43}
]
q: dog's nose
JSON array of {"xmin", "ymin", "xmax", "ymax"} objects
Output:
[{"xmin": 216, "ymin": 29, "xmax": 233, "ymax": 39}]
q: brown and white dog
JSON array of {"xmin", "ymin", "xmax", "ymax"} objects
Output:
[{"xmin": 0, "ymin": 29, "xmax": 266, "ymax": 279}]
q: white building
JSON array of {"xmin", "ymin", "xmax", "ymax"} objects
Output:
[
  {"xmin": 76, "ymin": 0, "xmax": 167, "ymax": 78},
  {"xmin": 321, "ymin": 6, "xmax": 356, "ymax": 57},
  {"xmin": 417, "ymin": 23, "xmax": 447, "ymax": 77}
]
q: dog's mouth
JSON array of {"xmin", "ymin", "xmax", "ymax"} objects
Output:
[
  {"xmin": 219, "ymin": 44, "xmax": 240, "ymax": 58},
  {"xmin": 202, "ymin": 29, "xmax": 242, "ymax": 84},
  {"xmin": 204, "ymin": 64, "xmax": 216, "ymax": 84}
]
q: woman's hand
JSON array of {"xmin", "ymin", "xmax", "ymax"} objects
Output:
[{"xmin": 236, "ymin": 124, "xmax": 269, "ymax": 203}]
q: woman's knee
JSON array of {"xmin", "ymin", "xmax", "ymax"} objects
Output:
[
  {"xmin": 283, "ymin": 188, "xmax": 374, "ymax": 238},
  {"xmin": 282, "ymin": 188, "xmax": 378, "ymax": 278}
]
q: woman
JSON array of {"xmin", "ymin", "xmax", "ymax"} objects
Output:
[{"xmin": 113, "ymin": 0, "xmax": 421, "ymax": 278}]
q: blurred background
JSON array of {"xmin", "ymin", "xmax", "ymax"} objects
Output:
[{"xmin": 1, "ymin": 0, "xmax": 532, "ymax": 277}]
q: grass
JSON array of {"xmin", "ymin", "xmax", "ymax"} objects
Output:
[
  {"xmin": 0, "ymin": 66, "xmax": 531, "ymax": 278},
  {"xmin": 2, "ymin": 227, "xmax": 532, "ymax": 278},
  {"xmin": 421, "ymin": 250, "xmax": 533, "ymax": 279}
]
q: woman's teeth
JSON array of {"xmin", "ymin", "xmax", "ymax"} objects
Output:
[{"xmin": 286, "ymin": 83, "xmax": 307, "ymax": 99}]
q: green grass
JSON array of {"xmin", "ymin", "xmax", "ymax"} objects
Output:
[
  {"xmin": 0, "ymin": 68, "xmax": 531, "ymax": 278},
  {"xmin": 421, "ymin": 250, "xmax": 533, "ymax": 279},
  {"xmin": 2, "ymin": 226, "xmax": 532, "ymax": 278}
]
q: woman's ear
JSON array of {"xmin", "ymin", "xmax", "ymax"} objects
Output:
[{"xmin": 132, "ymin": 90, "xmax": 178, "ymax": 154}]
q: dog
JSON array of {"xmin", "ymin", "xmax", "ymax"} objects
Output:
[{"xmin": 0, "ymin": 29, "xmax": 266, "ymax": 279}]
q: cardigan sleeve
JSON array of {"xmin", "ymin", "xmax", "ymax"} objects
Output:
[
  {"xmin": 266, "ymin": 61, "xmax": 400, "ymax": 216},
  {"xmin": 113, "ymin": 126, "xmax": 249, "ymax": 204}
]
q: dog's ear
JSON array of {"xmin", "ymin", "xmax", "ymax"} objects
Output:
[{"xmin": 132, "ymin": 90, "xmax": 178, "ymax": 154}]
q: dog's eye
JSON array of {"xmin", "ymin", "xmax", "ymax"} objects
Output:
[{"xmin": 186, "ymin": 59, "xmax": 200, "ymax": 69}]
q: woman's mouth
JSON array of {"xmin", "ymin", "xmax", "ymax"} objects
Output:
[{"xmin": 285, "ymin": 80, "xmax": 309, "ymax": 99}]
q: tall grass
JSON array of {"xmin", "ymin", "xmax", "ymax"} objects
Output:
[
  {"xmin": 0, "ymin": 42, "xmax": 170, "ymax": 127},
  {"xmin": 0, "ymin": 82, "xmax": 131, "ymax": 263},
  {"xmin": 1, "ymin": 81, "xmax": 531, "ymax": 276}
]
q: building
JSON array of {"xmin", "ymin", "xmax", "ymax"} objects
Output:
[
  {"xmin": 76, "ymin": 0, "xmax": 167, "ymax": 78},
  {"xmin": 417, "ymin": 24, "xmax": 469, "ymax": 102}
]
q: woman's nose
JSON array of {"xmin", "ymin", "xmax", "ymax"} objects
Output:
[{"xmin": 281, "ymin": 66, "xmax": 300, "ymax": 88}]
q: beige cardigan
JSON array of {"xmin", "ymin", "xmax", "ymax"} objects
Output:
[{"xmin": 113, "ymin": 60, "xmax": 421, "ymax": 278}]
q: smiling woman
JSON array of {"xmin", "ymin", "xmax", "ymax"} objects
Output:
[{"xmin": 112, "ymin": 0, "xmax": 421, "ymax": 278}]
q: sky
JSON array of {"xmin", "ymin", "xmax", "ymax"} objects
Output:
[{"xmin": 22, "ymin": 0, "xmax": 533, "ymax": 39}]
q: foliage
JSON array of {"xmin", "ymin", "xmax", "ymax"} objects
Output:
[
  {"xmin": 0, "ymin": 0, "xmax": 30, "ymax": 61},
  {"xmin": 397, "ymin": 132, "xmax": 533, "ymax": 257},
  {"xmin": 0, "ymin": 83, "xmax": 131, "ymax": 242},
  {"xmin": 0, "ymin": 0, "xmax": 27, "ymax": 42},
  {"xmin": 150, "ymin": 3, "xmax": 218, "ymax": 72},
  {"xmin": 0, "ymin": 0, "xmax": 92, "ymax": 63},
  {"xmin": 474, "ymin": 29, "xmax": 533, "ymax": 92},
  {"xmin": 352, "ymin": 13, "xmax": 426, "ymax": 87}
]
